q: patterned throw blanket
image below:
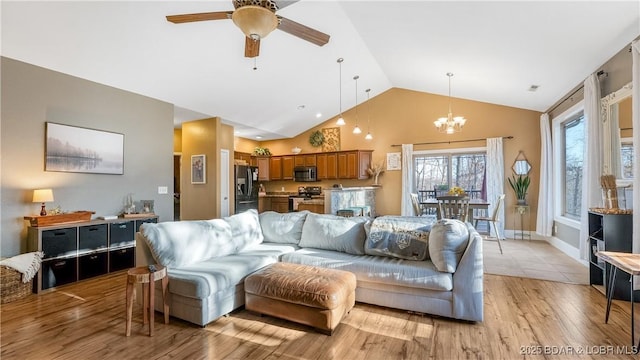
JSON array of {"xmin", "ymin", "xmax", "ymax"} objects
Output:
[
  {"xmin": 365, "ymin": 216, "xmax": 436, "ymax": 261},
  {"xmin": 0, "ymin": 251, "xmax": 43, "ymax": 283}
]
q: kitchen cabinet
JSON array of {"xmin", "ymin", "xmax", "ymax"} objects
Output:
[
  {"xmin": 256, "ymin": 157, "xmax": 270, "ymax": 181},
  {"xmin": 270, "ymin": 197, "xmax": 289, "ymax": 213},
  {"xmin": 337, "ymin": 150, "xmax": 372, "ymax": 180},
  {"xmin": 297, "ymin": 201, "xmax": 325, "ymax": 214},
  {"xmin": 234, "ymin": 151, "xmax": 252, "ymax": 165},
  {"xmin": 282, "ymin": 156, "xmax": 294, "ymax": 180},
  {"xmin": 295, "ymin": 155, "xmax": 317, "ymax": 167},
  {"xmin": 316, "ymin": 153, "xmax": 337, "ymax": 180},
  {"xmin": 269, "ymin": 156, "xmax": 282, "ymax": 180}
]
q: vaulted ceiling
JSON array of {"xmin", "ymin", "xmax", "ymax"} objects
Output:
[{"xmin": 2, "ymin": 1, "xmax": 639, "ymax": 140}]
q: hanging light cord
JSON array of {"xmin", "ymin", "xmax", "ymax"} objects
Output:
[
  {"xmin": 338, "ymin": 59, "xmax": 343, "ymax": 116},
  {"xmin": 354, "ymin": 75, "xmax": 359, "ymax": 124}
]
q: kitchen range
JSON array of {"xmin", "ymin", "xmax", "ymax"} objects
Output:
[{"xmin": 288, "ymin": 186, "xmax": 323, "ymax": 212}]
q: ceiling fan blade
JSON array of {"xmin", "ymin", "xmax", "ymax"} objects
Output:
[
  {"xmin": 277, "ymin": 17, "xmax": 330, "ymax": 46},
  {"xmin": 245, "ymin": 37, "xmax": 260, "ymax": 58},
  {"xmin": 166, "ymin": 11, "xmax": 233, "ymax": 24},
  {"xmin": 273, "ymin": 0, "xmax": 299, "ymax": 11}
]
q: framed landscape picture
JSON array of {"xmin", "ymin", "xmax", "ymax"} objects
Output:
[
  {"xmin": 191, "ymin": 154, "xmax": 206, "ymax": 184},
  {"xmin": 45, "ymin": 122, "xmax": 124, "ymax": 174}
]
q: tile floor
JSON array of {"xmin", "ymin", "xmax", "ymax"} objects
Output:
[{"xmin": 483, "ymin": 238, "xmax": 589, "ymax": 284}]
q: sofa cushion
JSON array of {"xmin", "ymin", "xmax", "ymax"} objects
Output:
[
  {"xmin": 298, "ymin": 213, "xmax": 368, "ymax": 255},
  {"xmin": 281, "ymin": 248, "xmax": 453, "ymax": 291},
  {"xmin": 365, "ymin": 216, "xmax": 434, "ymax": 261},
  {"xmin": 140, "ymin": 219, "xmax": 233, "ymax": 268},
  {"xmin": 259, "ymin": 210, "xmax": 309, "ymax": 245},
  {"xmin": 224, "ymin": 209, "xmax": 264, "ymax": 252},
  {"xmin": 428, "ymin": 219, "xmax": 470, "ymax": 273}
]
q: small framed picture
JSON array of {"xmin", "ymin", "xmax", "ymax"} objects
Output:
[
  {"xmin": 139, "ymin": 200, "xmax": 154, "ymax": 214},
  {"xmin": 386, "ymin": 152, "xmax": 401, "ymax": 171},
  {"xmin": 191, "ymin": 154, "xmax": 206, "ymax": 184}
]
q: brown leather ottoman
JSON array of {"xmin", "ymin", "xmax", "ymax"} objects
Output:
[{"xmin": 244, "ymin": 262, "xmax": 356, "ymax": 335}]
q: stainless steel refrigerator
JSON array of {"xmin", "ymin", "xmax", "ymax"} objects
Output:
[{"xmin": 234, "ymin": 165, "xmax": 259, "ymax": 214}]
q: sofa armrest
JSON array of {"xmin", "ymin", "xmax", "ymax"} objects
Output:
[
  {"xmin": 135, "ymin": 231, "xmax": 156, "ymax": 267},
  {"xmin": 451, "ymin": 224, "xmax": 484, "ymax": 321}
]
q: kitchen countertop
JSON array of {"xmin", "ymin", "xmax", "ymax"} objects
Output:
[
  {"xmin": 300, "ymin": 199, "xmax": 324, "ymax": 205},
  {"xmin": 326, "ymin": 186, "xmax": 381, "ymax": 191}
]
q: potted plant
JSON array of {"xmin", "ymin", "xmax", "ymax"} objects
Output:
[
  {"xmin": 252, "ymin": 147, "xmax": 271, "ymax": 156},
  {"xmin": 508, "ymin": 174, "xmax": 531, "ymax": 205}
]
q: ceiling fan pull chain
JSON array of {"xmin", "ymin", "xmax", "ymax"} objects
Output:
[{"xmin": 253, "ymin": 57, "xmax": 258, "ymax": 71}]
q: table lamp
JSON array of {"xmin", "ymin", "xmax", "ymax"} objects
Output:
[{"xmin": 33, "ymin": 189, "xmax": 54, "ymax": 216}]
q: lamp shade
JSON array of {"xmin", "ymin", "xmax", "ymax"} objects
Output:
[
  {"xmin": 231, "ymin": 5, "xmax": 278, "ymax": 39},
  {"xmin": 33, "ymin": 189, "xmax": 54, "ymax": 203}
]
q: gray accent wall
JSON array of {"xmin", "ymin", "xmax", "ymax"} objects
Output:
[{"xmin": 1, "ymin": 57, "xmax": 174, "ymax": 256}]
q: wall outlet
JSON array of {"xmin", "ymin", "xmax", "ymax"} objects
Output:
[{"xmin": 158, "ymin": 186, "xmax": 168, "ymax": 194}]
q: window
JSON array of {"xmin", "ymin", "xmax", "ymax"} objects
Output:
[
  {"xmin": 562, "ymin": 114, "xmax": 585, "ymax": 219},
  {"xmin": 620, "ymin": 138, "xmax": 634, "ymax": 179},
  {"xmin": 414, "ymin": 149, "xmax": 486, "ymax": 198},
  {"xmin": 552, "ymin": 100, "xmax": 585, "ymax": 227}
]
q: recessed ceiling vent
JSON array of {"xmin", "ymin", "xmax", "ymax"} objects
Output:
[{"xmin": 528, "ymin": 85, "xmax": 540, "ymax": 92}]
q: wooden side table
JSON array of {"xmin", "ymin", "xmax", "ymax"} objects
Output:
[
  {"xmin": 125, "ymin": 265, "xmax": 169, "ymax": 336},
  {"xmin": 595, "ymin": 251, "xmax": 640, "ymax": 352}
]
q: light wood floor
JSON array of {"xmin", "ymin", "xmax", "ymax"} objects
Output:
[{"xmin": 1, "ymin": 272, "xmax": 639, "ymax": 359}]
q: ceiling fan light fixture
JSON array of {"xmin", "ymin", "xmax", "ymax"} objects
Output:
[{"xmin": 232, "ymin": 5, "xmax": 278, "ymax": 40}]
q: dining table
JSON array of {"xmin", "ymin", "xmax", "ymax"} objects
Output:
[{"xmin": 419, "ymin": 198, "xmax": 490, "ymax": 223}]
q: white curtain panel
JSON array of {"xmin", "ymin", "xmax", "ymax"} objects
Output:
[
  {"xmin": 536, "ymin": 113, "xmax": 554, "ymax": 237},
  {"xmin": 400, "ymin": 144, "xmax": 414, "ymax": 216},
  {"xmin": 578, "ymin": 73, "xmax": 603, "ymax": 260},
  {"xmin": 486, "ymin": 137, "xmax": 504, "ymax": 236},
  {"xmin": 632, "ymin": 39, "xmax": 639, "ymax": 257}
]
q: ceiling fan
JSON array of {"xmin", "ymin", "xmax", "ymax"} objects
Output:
[{"xmin": 166, "ymin": 0, "xmax": 330, "ymax": 58}]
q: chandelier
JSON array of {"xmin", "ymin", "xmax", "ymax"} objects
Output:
[{"xmin": 434, "ymin": 72, "xmax": 467, "ymax": 134}]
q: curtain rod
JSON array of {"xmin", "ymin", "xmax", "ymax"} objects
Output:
[
  {"xmin": 391, "ymin": 136, "xmax": 513, "ymax": 147},
  {"xmin": 546, "ymin": 70, "xmax": 608, "ymax": 114}
]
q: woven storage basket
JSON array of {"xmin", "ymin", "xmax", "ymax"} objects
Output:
[{"xmin": 1, "ymin": 266, "xmax": 32, "ymax": 304}]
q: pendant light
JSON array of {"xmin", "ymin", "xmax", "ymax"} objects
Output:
[
  {"xmin": 336, "ymin": 58, "xmax": 345, "ymax": 126},
  {"xmin": 434, "ymin": 72, "xmax": 467, "ymax": 134},
  {"xmin": 353, "ymin": 75, "xmax": 362, "ymax": 134},
  {"xmin": 365, "ymin": 88, "xmax": 373, "ymax": 140}
]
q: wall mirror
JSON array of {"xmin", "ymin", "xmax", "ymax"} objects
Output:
[
  {"xmin": 601, "ymin": 82, "xmax": 633, "ymax": 184},
  {"xmin": 512, "ymin": 151, "xmax": 531, "ymax": 175}
]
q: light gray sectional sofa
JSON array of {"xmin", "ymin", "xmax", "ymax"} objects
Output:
[{"xmin": 135, "ymin": 209, "xmax": 484, "ymax": 327}]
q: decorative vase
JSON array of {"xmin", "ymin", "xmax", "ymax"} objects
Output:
[
  {"xmin": 517, "ymin": 198, "xmax": 527, "ymax": 205},
  {"xmin": 373, "ymin": 174, "xmax": 380, "ymax": 185}
]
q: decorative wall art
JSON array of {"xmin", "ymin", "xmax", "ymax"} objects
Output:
[
  {"xmin": 45, "ymin": 122, "xmax": 124, "ymax": 174},
  {"xmin": 386, "ymin": 152, "xmax": 402, "ymax": 170},
  {"xmin": 322, "ymin": 127, "xmax": 341, "ymax": 152},
  {"xmin": 191, "ymin": 154, "xmax": 206, "ymax": 184}
]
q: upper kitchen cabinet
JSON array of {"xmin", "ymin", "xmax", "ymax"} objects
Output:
[
  {"xmin": 256, "ymin": 157, "xmax": 270, "ymax": 181},
  {"xmin": 337, "ymin": 150, "xmax": 372, "ymax": 180},
  {"xmin": 295, "ymin": 154, "xmax": 317, "ymax": 167}
]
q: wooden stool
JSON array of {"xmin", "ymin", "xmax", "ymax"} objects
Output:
[{"xmin": 125, "ymin": 265, "xmax": 169, "ymax": 336}]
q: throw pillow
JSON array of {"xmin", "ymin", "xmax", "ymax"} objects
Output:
[
  {"xmin": 428, "ymin": 219, "xmax": 470, "ymax": 273},
  {"xmin": 141, "ymin": 219, "xmax": 233, "ymax": 268},
  {"xmin": 259, "ymin": 210, "xmax": 309, "ymax": 244},
  {"xmin": 298, "ymin": 213, "xmax": 368, "ymax": 255},
  {"xmin": 224, "ymin": 209, "xmax": 264, "ymax": 252},
  {"xmin": 365, "ymin": 216, "xmax": 433, "ymax": 260}
]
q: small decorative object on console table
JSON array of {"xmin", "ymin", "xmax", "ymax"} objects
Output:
[
  {"xmin": 32, "ymin": 189, "xmax": 54, "ymax": 216},
  {"xmin": 448, "ymin": 186, "xmax": 466, "ymax": 196}
]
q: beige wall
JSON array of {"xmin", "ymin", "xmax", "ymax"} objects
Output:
[
  {"xmin": 173, "ymin": 129, "xmax": 182, "ymax": 153},
  {"xmin": 255, "ymin": 87, "xmax": 541, "ymax": 230}
]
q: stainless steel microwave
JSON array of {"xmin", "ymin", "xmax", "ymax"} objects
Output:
[{"xmin": 294, "ymin": 166, "xmax": 317, "ymax": 182}]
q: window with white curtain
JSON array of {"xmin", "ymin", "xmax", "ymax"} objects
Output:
[
  {"xmin": 413, "ymin": 147, "xmax": 486, "ymax": 198},
  {"xmin": 620, "ymin": 138, "xmax": 634, "ymax": 179},
  {"xmin": 553, "ymin": 101, "xmax": 585, "ymax": 227}
]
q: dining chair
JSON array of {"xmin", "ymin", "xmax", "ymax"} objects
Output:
[
  {"xmin": 436, "ymin": 195, "xmax": 470, "ymax": 222},
  {"xmin": 410, "ymin": 193, "xmax": 423, "ymax": 216},
  {"xmin": 474, "ymin": 194, "xmax": 505, "ymax": 254}
]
